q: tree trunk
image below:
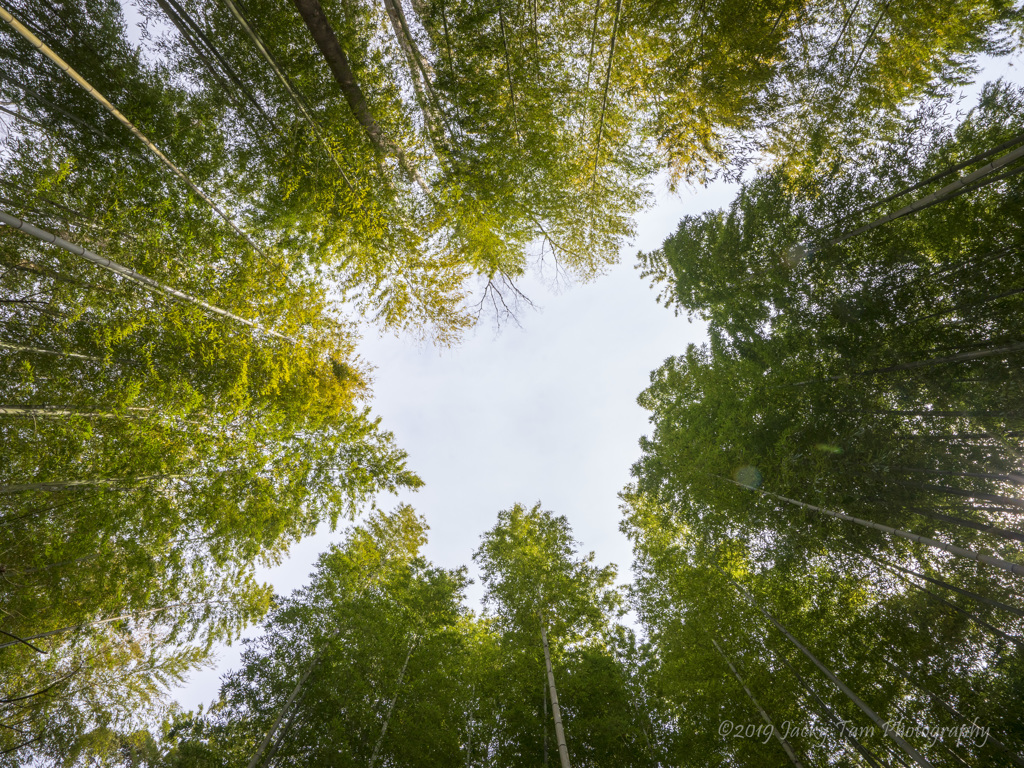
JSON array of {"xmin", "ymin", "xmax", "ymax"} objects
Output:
[
  {"xmin": 772, "ymin": 647, "xmax": 887, "ymax": 768},
  {"xmin": 871, "ymin": 466, "xmax": 1024, "ymax": 487},
  {"xmin": 877, "ymin": 558, "xmax": 1024, "ymax": 619},
  {"xmin": 0, "ymin": 70, "xmax": 108, "ymax": 140},
  {"xmin": 864, "ymin": 128, "xmax": 1024, "ymax": 213},
  {"xmin": 247, "ymin": 654, "xmax": 323, "ymax": 768},
  {"xmin": 0, "ymin": 5, "xmax": 267, "ymax": 257},
  {"xmin": 866, "ymin": 501, "xmax": 1024, "ymax": 544},
  {"xmin": 217, "ymin": 0, "xmax": 352, "ymax": 186},
  {"xmin": 881, "ymin": 657, "xmax": 1024, "ymax": 768},
  {"xmin": 591, "ymin": 0, "xmax": 622, "ymax": 186},
  {"xmin": 823, "ymin": 142, "xmax": 1024, "ymax": 248},
  {"xmin": 369, "ymin": 636, "xmax": 417, "ymax": 768},
  {"xmin": 0, "ymin": 406, "xmax": 126, "ymax": 419},
  {"xmin": 379, "ymin": 0, "xmax": 447, "ymax": 147},
  {"xmin": 155, "ymin": 0, "xmax": 271, "ymax": 125},
  {"xmin": 722, "ymin": 570, "xmax": 936, "ymax": 768},
  {"xmin": 291, "ymin": 0, "xmax": 427, "ymax": 191},
  {"xmin": 710, "ymin": 637, "xmax": 804, "ymax": 767},
  {"xmin": 790, "ymin": 340, "xmax": 1024, "ymax": 385},
  {"xmin": 895, "ymin": 479, "xmax": 1024, "ymax": 512},
  {"xmin": 497, "ymin": 7, "xmax": 520, "ymax": 143},
  {"xmin": 718, "ymin": 476, "xmax": 1024, "ymax": 577},
  {"xmin": 0, "ymin": 340, "xmax": 100, "ymax": 362},
  {"xmin": 0, "ymin": 601, "xmax": 220, "ymax": 650},
  {"xmin": 543, "ymin": 675, "xmax": 549, "ymax": 766},
  {"xmin": 0, "ymin": 210, "xmax": 294, "ymax": 342},
  {"xmin": 540, "ymin": 620, "xmax": 571, "ymax": 768},
  {"xmin": 0, "ymin": 475, "xmax": 177, "ymax": 495}
]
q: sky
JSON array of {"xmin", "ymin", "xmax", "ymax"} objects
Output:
[{"xmin": 173, "ymin": 175, "xmax": 739, "ymax": 710}]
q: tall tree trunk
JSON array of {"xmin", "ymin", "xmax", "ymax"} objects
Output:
[
  {"xmin": 722, "ymin": 570, "xmax": 936, "ymax": 768},
  {"xmin": 578, "ymin": 0, "xmax": 602, "ymax": 138},
  {"xmin": 0, "ymin": 70, "xmax": 109, "ymax": 140},
  {"xmin": 591, "ymin": 0, "xmax": 622, "ymax": 186},
  {"xmin": 717, "ymin": 476, "xmax": 1024, "ymax": 577},
  {"xmin": 881, "ymin": 657, "xmax": 1024, "ymax": 768},
  {"xmin": 0, "ymin": 4, "xmax": 268, "ymax": 258},
  {"xmin": 497, "ymin": 7, "xmax": 520, "ymax": 143},
  {"xmin": 543, "ymin": 675, "xmax": 549, "ymax": 766},
  {"xmin": 790, "ymin": 340, "xmax": 1024, "ymax": 385},
  {"xmin": 217, "ymin": 0, "xmax": 352, "ymax": 186},
  {"xmin": 823, "ymin": 142, "xmax": 1024, "ymax": 248},
  {"xmin": 875, "ymin": 557, "xmax": 1024, "ymax": 618},
  {"xmin": 0, "ymin": 601, "xmax": 221, "ymax": 650},
  {"xmin": 895, "ymin": 479, "xmax": 1024, "ymax": 512},
  {"xmin": 540, "ymin": 620, "xmax": 571, "ymax": 768},
  {"xmin": 864, "ymin": 128, "xmax": 1024, "ymax": 213},
  {"xmin": 0, "ymin": 406, "xmax": 129, "ymax": 418},
  {"xmin": 0, "ymin": 211, "xmax": 295, "ymax": 342},
  {"xmin": 865, "ymin": 501, "xmax": 1024, "ymax": 544},
  {"xmin": 0, "ymin": 340, "xmax": 100, "ymax": 362},
  {"xmin": 869, "ymin": 466, "xmax": 1024, "ymax": 487},
  {"xmin": 0, "ymin": 475, "xmax": 178, "ymax": 495},
  {"xmin": 291, "ymin": 0, "xmax": 427, "ymax": 191},
  {"xmin": 772, "ymin": 645, "xmax": 887, "ymax": 768},
  {"xmin": 247, "ymin": 654, "xmax": 323, "ymax": 768},
  {"xmin": 369, "ymin": 635, "xmax": 417, "ymax": 768},
  {"xmin": 710, "ymin": 637, "xmax": 804, "ymax": 768},
  {"xmin": 155, "ymin": 0, "xmax": 271, "ymax": 125}
]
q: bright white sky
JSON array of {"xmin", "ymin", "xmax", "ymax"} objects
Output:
[{"xmin": 173, "ymin": 176, "xmax": 738, "ymax": 710}]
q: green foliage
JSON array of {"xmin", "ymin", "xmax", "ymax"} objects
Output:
[{"xmin": 629, "ymin": 82, "xmax": 1024, "ymax": 766}]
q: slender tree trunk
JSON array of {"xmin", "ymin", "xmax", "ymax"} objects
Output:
[
  {"xmin": 895, "ymin": 479, "xmax": 1024, "ymax": 512},
  {"xmin": 905, "ymin": 577, "xmax": 1024, "ymax": 652},
  {"xmin": 543, "ymin": 674, "xmax": 549, "ymax": 766},
  {"xmin": 864, "ymin": 500, "xmax": 1024, "ymax": 544},
  {"xmin": 10, "ymin": 554, "xmax": 100, "ymax": 575},
  {"xmin": 0, "ymin": 211, "xmax": 294, "ymax": 342},
  {"xmin": 864, "ymin": 129, "xmax": 1024, "ymax": 213},
  {"xmin": 0, "ymin": 340, "xmax": 100, "ymax": 362},
  {"xmin": 717, "ymin": 476, "xmax": 1024, "ymax": 577},
  {"xmin": 870, "ymin": 466, "xmax": 1024, "ymax": 487},
  {"xmin": 591, "ymin": 0, "xmax": 622, "ymax": 186},
  {"xmin": 0, "ymin": 663, "xmax": 82, "ymax": 704},
  {"xmin": 721, "ymin": 570, "xmax": 936, "ymax": 768},
  {"xmin": 790, "ymin": 340, "xmax": 1024, "ymax": 385},
  {"xmin": 772, "ymin": 647, "xmax": 887, "ymax": 768},
  {"xmin": 578, "ymin": 0, "xmax": 601, "ymax": 138},
  {"xmin": 823, "ymin": 137, "xmax": 1024, "ymax": 249},
  {"xmin": 876, "ymin": 557, "xmax": 1024, "ymax": 618},
  {"xmin": 379, "ymin": 0, "xmax": 442, "ymax": 144},
  {"xmin": 710, "ymin": 637, "xmax": 804, "ymax": 768},
  {"xmin": 156, "ymin": 0, "xmax": 271, "ymax": 124},
  {"xmin": 0, "ymin": 4, "xmax": 267, "ymax": 258},
  {"xmin": 0, "ymin": 71, "xmax": 108, "ymax": 140},
  {"xmin": 247, "ymin": 654, "xmax": 323, "ymax": 768},
  {"xmin": 0, "ymin": 475, "xmax": 178, "ymax": 495},
  {"xmin": 497, "ymin": 7, "xmax": 520, "ymax": 143},
  {"xmin": 540, "ymin": 621, "xmax": 571, "ymax": 768},
  {"xmin": 217, "ymin": 0, "xmax": 352, "ymax": 186},
  {"xmin": 369, "ymin": 636, "xmax": 417, "ymax": 768},
  {"xmin": 0, "ymin": 406, "xmax": 126, "ymax": 418},
  {"xmin": 881, "ymin": 657, "xmax": 1024, "ymax": 768},
  {"xmin": 291, "ymin": 0, "xmax": 427, "ymax": 191},
  {"xmin": 0, "ymin": 600, "xmax": 225, "ymax": 650}
]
